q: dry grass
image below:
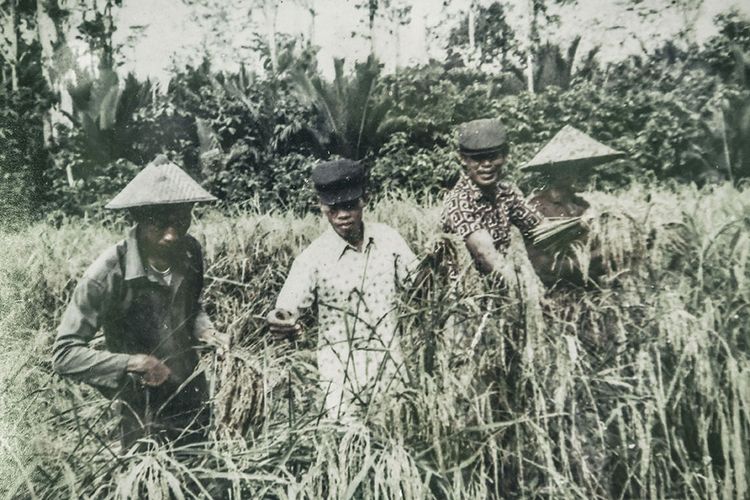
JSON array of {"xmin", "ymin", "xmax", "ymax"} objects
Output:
[{"xmin": 1, "ymin": 182, "xmax": 749, "ymax": 499}]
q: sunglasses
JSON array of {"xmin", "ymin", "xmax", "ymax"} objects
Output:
[
  {"xmin": 323, "ymin": 199, "xmax": 361, "ymax": 211},
  {"xmin": 464, "ymin": 145, "xmax": 509, "ymax": 163},
  {"xmin": 466, "ymin": 152, "xmax": 507, "ymax": 163}
]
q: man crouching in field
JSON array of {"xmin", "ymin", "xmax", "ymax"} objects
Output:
[
  {"xmin": 53, "ymin": 155, "xmax": 226, "ymax": 450},
  {"xmin": 267, "ymin": 159, "xmax": 418, "ymax": 421}
]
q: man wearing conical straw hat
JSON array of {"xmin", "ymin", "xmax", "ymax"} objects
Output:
[
  {"xmin": 522, "ymin": 125, "xmax": 625, "ymax": 288},
  {"xmin": 53, "ymin": 155, "xmax": 226, "ymax": 449}
]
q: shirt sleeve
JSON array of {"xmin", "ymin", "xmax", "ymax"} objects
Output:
[
  {"xmin": 392, "ymin": 233, "xmax": 419, "ymax": 287},
  {"xmin": 52, "ymin": 275, "xmax": 132, "ymax": 391},
  {"xmin": 275, "ymin": 253, "xmax": 316, "ymax": 316},
  {"xmin": 193, "ymin": 307, "xmax": 215, "ymax": 339},
  {"xmin": 190, "ymin": 238, "xmax": 216, "ymax": 340},
  {"xmin": 505, "ymin": 185, "xmax": 543, "ymax": 239}
]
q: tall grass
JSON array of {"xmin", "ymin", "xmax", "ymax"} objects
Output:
[{"xmin": 1, "ymin": 183, "xmax": 749, "ymax": 498}]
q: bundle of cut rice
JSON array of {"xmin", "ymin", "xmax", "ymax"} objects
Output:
[
  {"xmin": 530, "ymin": 216, "xmax": 590, "ymax": 252},
  {"xmin": 207, "ymin": 346, "xmax": 265, "ymax": 440}
]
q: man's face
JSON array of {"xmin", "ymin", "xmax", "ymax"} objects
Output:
[
  {"xmin": 137, "ymin": 204, "xmax": 193, "ymax": 258},
  {"xmin": 320, "ymin": 198, "xmax": 365, "ymax": 244},
  {"xmin": 462, "ymin": 150, "xmax": 508, "ymax": 189}
]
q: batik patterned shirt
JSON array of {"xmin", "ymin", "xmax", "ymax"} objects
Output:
[
  {"xmin": 441, "ymin": 174, "xmax": 542, "ymax": 252},
  {"xmin": 275, "ymin": 222, "xmax": 418, "ymax": 417}
]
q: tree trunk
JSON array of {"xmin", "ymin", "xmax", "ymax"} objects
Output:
[
  {"xmin": 36, "ymin": 0, "xmax": 75, "ymax": 185},
  {"xmin": 308, "ymin": 5, "xmax": 315, "ymax": 44},
  {"xmin": 264, "ymin": 2, "xmax": 278, "ymax": 73},
  {"xmin": 394, "ymin": 23, "xmax": 401, "ymax": 70},
  {"xmin": 1, "ymin": 0, "xmax": 20, "ymax": 92},
  {"xmin": 526, "ymin": 0, "xmax": 536, "ymax": 93},
  {"xmin": 368, "ymin": 0, "xmax": 377, "ymax": 55},
  {"xmin": 468, "ymin": 2, "xmax": 475, "ymax": 52}
]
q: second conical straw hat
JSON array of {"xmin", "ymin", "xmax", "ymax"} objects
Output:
[
  {"xmin": 522, "ymin": 125, "xmax": 625, "ymax": 172},
  {"xmin": 105, "ymin": 155, "xmax": 217, "ymax": 209}
]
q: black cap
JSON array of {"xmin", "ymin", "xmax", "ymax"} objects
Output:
[
  {"xmin": 457, "ymin": 118, "xmax": 508, "ymax": 157},
  {"xmin": 312, "ymin": 159, "xmax": 366, "ymax": 205}
]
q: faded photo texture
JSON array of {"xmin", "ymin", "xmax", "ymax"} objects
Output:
[{"xmin": 2, "ymin": 0, "xmax": 750, "ymax": 498}]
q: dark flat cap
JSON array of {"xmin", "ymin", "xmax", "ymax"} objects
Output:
[
  {"xmin": 312, "ymin": 159, "xmax": 366, "ymax": 205},
  {"xmin": 458, "ymin": 118, "xmax": 508, "ymax": 156}
]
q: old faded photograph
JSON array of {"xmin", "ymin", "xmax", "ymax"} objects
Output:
[{"xmin": 2, "ymin": 0, "xmax": 749, "ymax": 498}]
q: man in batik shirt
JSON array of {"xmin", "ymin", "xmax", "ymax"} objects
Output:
[
  {"xmin": 267, "ymin": 159, "xmax": 417, "ymax": 420},
  {"xmin": 442, "ymin": 118, "xmax": 543, "ymax": 277}
]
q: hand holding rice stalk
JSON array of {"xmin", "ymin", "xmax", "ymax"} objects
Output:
[{"xmin": 531, "ymin": 215, "xmax": 592, "ymax": 252}]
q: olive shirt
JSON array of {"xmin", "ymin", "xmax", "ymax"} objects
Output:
[
  {"xmin": 441, "ymin": 174, "xmax": 543, "ymax": 252},
  {"xmin": 275, "ymin": 222, "xmax": 418, "ymax": 417},
  {"xmin": 53, "ymin": 227, "xmax": 213, "ymax": 402}
]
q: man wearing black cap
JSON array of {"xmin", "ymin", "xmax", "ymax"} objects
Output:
[
  {"xmin": 442, "ymin": 118, "xmax": 543, "ymax": 276},
  {"xmin": 52, "ymin": 156, "xmax": 225, "ymax": 449},
  {"xmin": 267, "ymin": 159, "xmax": 417, "ymax": 420}
]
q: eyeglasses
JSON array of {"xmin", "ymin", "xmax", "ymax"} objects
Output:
[
  {"xmin": 465, "ymin": 151, "xmax": 507, "ymax": 163},
  {"xmin": 323, "ymin": 199, "xmax": 361, "ymax": 211},
  {"xmin": 463, "ymin": 145, "xmax": 509, "ymax": 163}
]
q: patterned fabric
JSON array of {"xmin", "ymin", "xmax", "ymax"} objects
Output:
[
  {"xmin": 276, "ymin": 222, "xmax": 418, "ymax": 418},
  {"xmin": 441, "ymin": 174, "xmax": 542, "ymax": 252}
]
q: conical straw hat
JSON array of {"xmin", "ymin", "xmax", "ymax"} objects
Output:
[
  {"xmin": 105, "ymin": 156, "xmax": 217, "ymax": 209},
  {"xmin": 522, "ymin": 125, "xmax": 625, "ymax": 173}
]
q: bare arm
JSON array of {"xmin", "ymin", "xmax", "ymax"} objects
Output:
[
  {"xmin": 465, "ymin": 229, "xmax": 506, "ymax": 275},
  {"xmin": 268, "ymin": 252, "xmax": 316, "ymax": 341}
]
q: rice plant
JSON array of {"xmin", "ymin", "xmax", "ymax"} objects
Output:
[{"xmin": 1, "ymin": 183, "xmax": 749, "ymax": 498}]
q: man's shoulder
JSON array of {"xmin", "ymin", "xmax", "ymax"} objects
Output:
[
  {"xmin": 369, "ymin": 222, "xmax": 406, "ymax": 242},
  {"xmin": 443, "ymin": 178, "xmax": 469, "ymax": 202},
  {"xmin": 294, "ymin": 230, "xmax": 332, "ymax": 263},
  {"xmin": 497, "ymin": 181, "xmax": 523, "ymax": 197},
  {"xmin": 82, "ymin": 238, "xmax": 127, "ymax": 284}
]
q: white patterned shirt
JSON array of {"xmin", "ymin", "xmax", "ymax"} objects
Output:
[{"xmin": 276, "ymin": 222, "xmax": 417, "ymax": 416}]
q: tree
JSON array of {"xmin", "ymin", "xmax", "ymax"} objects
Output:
[
  {"xmin": 295, "ymin": 0, "xmax": 317, "ymax": 43},
  {"xmin": 289, "ymin": 55, "xmax": 396, "ymax": 159},
  {"xmin": 505, "ymin": 35, "xmax": 600, "ymax": 91},
  {"xmin": 0, "ymin": 0, "xmax": 52, "ymax": 223},
  {"xmin": 381, "ymin": 0, "xmax": 411, "ymax": 69},
  {"xmin": 446, "ymin": 1, "xmax": 518, "ymax": 70}
]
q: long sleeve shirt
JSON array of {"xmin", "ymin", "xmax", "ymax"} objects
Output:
[
  {"xmin": 275, "ymin": 222, "xmax": 418, "ymax": 415},
  {"xmin": 53, "ymin": 227, "xmax": 213, "ymax": 403},
  {"xmin": 441, "ymin": 174, "xmax": 543, "ymax": 252}
]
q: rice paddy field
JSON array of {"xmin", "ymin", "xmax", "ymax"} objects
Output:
[{"xmin": 2, "ymin": 182, "xmax": 750, "ymax": 499}]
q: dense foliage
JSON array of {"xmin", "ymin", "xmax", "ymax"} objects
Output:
[{"xmin": 1, "ymin": 11, "xmax": 747, "ymax": 221}]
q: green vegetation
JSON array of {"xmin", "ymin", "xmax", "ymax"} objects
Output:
[
  {"xmin": 2, "ymin": 183, "xmax": 749, "ymax": 498},
  {"xmin": 3, "ymin": 5, "xmax": 750, "ymax": 222},
  {"xmin": 2, "ymin": 2, "xmax": 750, "ymax": 498}
]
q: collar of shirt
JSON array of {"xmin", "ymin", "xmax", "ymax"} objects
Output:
[
  {"xmin": 123, "ymin": 227, "xmax": 148, "ymax": 281},
  {"xmin": 122, "ymin": 226, "xmax": 193, "ymax": 286},
  {"xmin": 457, "ymin": 173, "xmax": 513, "ymax": 203},
  {"xmin": 322, "ymin": 223, "xmax": 376, "ymax": 260}
]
